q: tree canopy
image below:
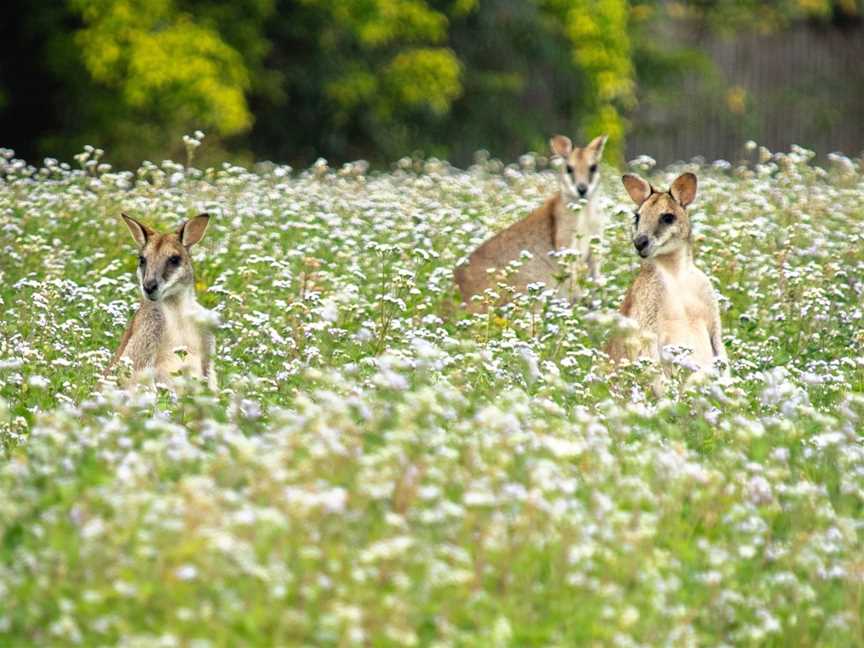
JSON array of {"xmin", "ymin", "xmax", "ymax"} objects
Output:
[{"xmin": 0, "ymin": 0, "xmax": 860, "ymax": 167}]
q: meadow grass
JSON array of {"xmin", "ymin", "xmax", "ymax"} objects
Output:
[{"xmin": 1, "ymin": 145, "xmax": 863, "ymax": 646}]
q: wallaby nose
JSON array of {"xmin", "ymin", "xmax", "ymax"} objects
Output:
[
  {"xmin": 577, "ymin": 184, "xmax": 588, "ymax": 196},
  {"xmin": 633, "ymin": 234, "xmax": 650, "ymax": 253},
  {"xmin": 143, "ymin": 279, "xmax": 158, "ymax": 296}
]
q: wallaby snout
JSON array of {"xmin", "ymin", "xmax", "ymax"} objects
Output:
[{"xmin": 143, "ymin": 278, "xmax": 159, "ymax": 299}]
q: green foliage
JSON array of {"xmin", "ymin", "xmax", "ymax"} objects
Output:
[
  {"xmin": 546, "ymin": 0, "xmax": 636, "ymax": 163},
  {"xmin": 294, "ymin": 0, "xmax": 464, "ymax": 156},
  {"xmin": 303, "ymin": 0, "xmax": 450, "ymax": 45},
  {"xmin": 325, "ymin": 46, "xmax": 462, "ymax": 120},
  {"xmin": 383, "ymin": 47, "xmax": 462, "ymax": 114},
  {"xmin": 413, "ymin": 1, "xmax": 591, "ymax": 162},
  {"xmin": 69, "ymin": 0, "xmax": 259, "ymax": 159}
]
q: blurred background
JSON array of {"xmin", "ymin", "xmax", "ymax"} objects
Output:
[{"xmin": 2, "ymin": 0, "xmax": 862, "ymax": 169}]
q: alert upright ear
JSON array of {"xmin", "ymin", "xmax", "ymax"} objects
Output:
[
  {"xmin": 670, "ymin": 173, "xmax": 697, "ymax": 208},
  {"xmin": 586, "ymin": 134, "xmax": 608, "ymax": 160},
  {"xmin": 121, "ymin": 213, "xmax": 155, "ymax": 248},
  {"xmin": 549, "ymin": 135, "xmax": 573, "ymax": 158},
  {"xmin": 178, "ymin": 213, "xmax": 210, "ymax": 248},
  {"xmin": 622, "ymin": 174, "xmax": 652, "ymax": 206}
]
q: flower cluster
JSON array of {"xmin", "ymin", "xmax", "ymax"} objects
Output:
[{"xmin": 1, "ymin": 142, "xmax": 863, "ymax": 645}]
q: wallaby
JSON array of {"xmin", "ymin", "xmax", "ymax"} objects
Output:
[
  {"xmin": 454, "ymin": 134, "xmax": 608, "ymax": 313},
  {"xmin": 105, "ymin": 213, "xmax": 217, "ymax": 388},
  {"xmin": 608, "ymin": 172, "xmax": 727, "ymax": 379}
]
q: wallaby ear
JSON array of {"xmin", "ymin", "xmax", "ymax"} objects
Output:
[
  {"xmin": 586, "ymin": 134, "xmax": 608, "ymax": 160},
  {"xmin": 622, "ymin": 174, "xmax": 652, "ymax": 206},
  {"xmin": 670, "ymin": 173, "xmax": 697, "ymax": 208},
  {"xmin": 549, "ymin": 135, "xmax": 573, "ymax": 158},
  {"xmin": 121, "ymin": 213, "xmax": 154, "ymax": 248},
  {"xmin": 178, "ymin": 213, "xmax": 210, "ymax": 248}
]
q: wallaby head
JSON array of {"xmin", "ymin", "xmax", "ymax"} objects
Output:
[
  {"xmin": 550, "ymin": 134, "xmax": 608, "ymax": 201},
  {"xmin": 121, "ymin": 213, "xmax": 210, "ymax": 302},
  {"xmin": 622, "ymin": 172, "xmax": 697, "ymax": 259}
]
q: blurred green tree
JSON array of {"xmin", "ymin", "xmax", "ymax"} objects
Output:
[
  {"xmin": 248, "ymin": 0, "xmax": 467, "ymax": 163},
  {"xmin": 253, "ymin": 0, "xmax": 616, "ymax": 164},
  {"xmin": 430, "ymin": 0, "xmax": 589, "ymax": 162},
  {"xmin": 0, "ymin": 0, "xmax": 860, "ymax": 167},
  {"xmin": 542, "ymin": 0, "xmax": 635, "ymax": 163},
  {"xmin": 66, "ymin": 0, "xmax": 273, "ymax": 164}
]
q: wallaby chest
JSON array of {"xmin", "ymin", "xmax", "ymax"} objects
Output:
[
  {"xmin": 655, "ymin": 268, "xmax": 714, "ymax": 365},
  {"xmin": 560, "ymin": 200, "xmax": 604, "ymax": 255},
  {"xmin": 154, "ymin": 297, "xmax": 207, "ymax": 377}
]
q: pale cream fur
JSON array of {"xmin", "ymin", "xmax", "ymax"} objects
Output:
[
  {"xmin": 454, "ymin": 134, "xmax": 608, "ymax": 313},
  {"xmin": 106, "ymin": 214, "xmax": 217, "ymax": 389},
  {"xmin": 608, "ymin": 172, "xmax": 727, "ymax": 382}
]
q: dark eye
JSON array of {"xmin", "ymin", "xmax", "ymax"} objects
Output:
[
  {"xmin": 661, "ymin": 213, "xmax": 676, "ymax": 225},
  {"xmin": 633, "ymin": 211, "xmax": 640, "ymax": 225},
  {"xmin": 566, "ymin": 164, "xmax": 574, "ymax": 174},
  {"xmin": 169, "ymin": 255, "xmax": 182, "ymax": 265},
  {"xmin": 589, "ymin": 164, "xmax": 597, "ymax": 174},
  {"xmin": 138, "ymin": 255, "xmax": 146, "ymax": 266}
]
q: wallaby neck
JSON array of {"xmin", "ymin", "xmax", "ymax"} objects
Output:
[
  {"xmin": 559, "ymin": 190, "xmax": 598, "ymax": 217},
  {"xmin": 150, "ymin": 284, "xmax": 199, "ymax": 310},
  {"xmin": 651, "ymin": 244, "xmax": 693, "ymax": 277}
]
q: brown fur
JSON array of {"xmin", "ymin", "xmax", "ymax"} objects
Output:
[
  {"xmin": 455, "ymin": 135, "xmax": 608, "ymax": 313},
  {"xmin": 105, "ymin": 214, "xmax": 217, "ymax": 388},
  {"xmin": 454, "ymin": 194, "xmax": 565, "ymax": 313},
  {"xmin": 608, "ymin": 173, "xmax": 727, "ymax": 379}
]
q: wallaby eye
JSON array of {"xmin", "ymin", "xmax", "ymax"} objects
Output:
[
  {"xmin": 169, "ymin": 255, "xmax": 182, "ymax": 266},
  {"xmin": 589, "ymin": 164, "xmax": 597, "ymax": 174},
  {"xmin": 661, "ymin": 213, "xmax": 676, "ymax": 225},
  {"xmin": 566, "ymin": 164, "xmax": 574, "ymax": 174},
  {"xmin": 138, "ymin": 255, "xmax": 146, "ymax": 266},
  {"xmin": 633, "ymin": 211, "xmax": 640, "ymax": 225}
]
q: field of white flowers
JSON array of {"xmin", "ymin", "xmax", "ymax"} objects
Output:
[{"xmin": 1, "ymin": 143, "xmax": 863, "ymax": 646}]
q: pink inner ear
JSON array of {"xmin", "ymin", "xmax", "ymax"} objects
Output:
[
  {"xmin": 180, "ymin": 224, "xmax": 196, "ymax": 246},
  {"xmin": 623, "ymin": 175, "xmax": 651, "ymax": 204},
  {"xmin": 589, "ymin": 135, "xmax": 607, "ymax": 156},
  {"xmin": 550, "ymin": 135, "xmax": 572, "ymax": 158},
  {"xmin": 671, "ymin": 174, "xmax": 697, "ymax": 206},
  {"xmin": 180, "ymin": 215, "xmax": 209, "ymax": 246},
  {"xmin": 123, "ymin": 215, "xmax": 151, "ymax": 247}
]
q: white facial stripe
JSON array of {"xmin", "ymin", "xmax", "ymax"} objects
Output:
[
  {"xmin": 160, "ymin": 266, "xmax": 184, "ymax": 295},
  {"xmin": 651, "ymin": 236, "xmax": 683, "ymax": 257},
  {"xmin": 137, "ymin": 265, "xmax": 145, "ymax": 296},
  {"xmin": 559, "ymin": 167, "xmax": 599, "ymax": 200},
  {"xmin": 160, "ymin": 257, "xmax": 195, "ymax": 299},
  {"xmin": 138, "ymin": 255, "xmax": 187, "ymax": 301}
]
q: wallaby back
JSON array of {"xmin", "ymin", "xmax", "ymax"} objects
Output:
[{"xmin": 455, "ymin": 194, "xmax": 563, "ymax": 313}]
